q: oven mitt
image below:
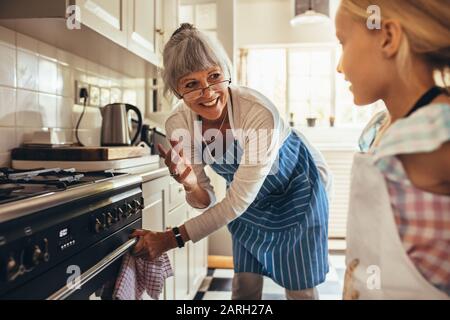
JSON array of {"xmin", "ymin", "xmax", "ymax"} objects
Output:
[{"xmin": 113, "ymin": 252, "xmax": 173, "ymax": 300}]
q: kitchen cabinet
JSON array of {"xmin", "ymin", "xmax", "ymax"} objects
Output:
[
  {"xmin": 0, "ymin": 0, "xmax": 176, "ymax": 68},
  {"xmin": 165, "ymin": 203, "xmax": 190, "ymax": 300},
  {"xmin": 140, "ymin": 170, "xmax": 208, "ymax": 300},
  {"xmin": 142, "ymin": 175, "xmax": 169, "ymax": 232},
  {"xmin": 80, "ymin": 0, "xmax": 166, "ymax": 66},
  {"xmin": 75, "ymin": 0, "xmax": 128, "ymax": 47},
  {"xmin": 127, "ymin": 0, "xmax": 162, "ymax": 66},
  {"xmin": 188, "ymin": 207, "xmax": 208, "ymax": 297}
]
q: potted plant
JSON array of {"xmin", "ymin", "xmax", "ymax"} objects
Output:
[{"xmin": 306, "ymin": 99, "xmax": 317, "ymax": 127}]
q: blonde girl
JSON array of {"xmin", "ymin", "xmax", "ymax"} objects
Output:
[{"xmin": 335, "ymin": 0, "xmax": 450, "ymax": 299}]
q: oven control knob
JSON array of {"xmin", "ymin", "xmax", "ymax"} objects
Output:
[
  {"xmin": 94, "ymin": 218, "xmax": 104, "ymax": 233},
  {"xmin": 6, "ymin": 256, "xmax": 19, "ymax": 280},
  {"xmin": 42, "ymin": 238, "xmax": 50, "ymax": 262},
  {"xmin": 6, "ymin": 255, "xmax": 25, "ymax": 282},
  {"xmin": 106, "ymin": 212, "xmax": 116, "ymax": 226},
  {"xmin": 127, "ymin": 203, "xmax": 133, "ymax": 214},
  {"xmin": 32, "ymin": 245, "xmax": 43, "ymax": 266},
  {"xmin": 132, "ymin": 199, "xmax": 143, "ymax": 211},
  {"xmin": 119, "ymin": 207, "xmax": 128, "ymax": 219}
]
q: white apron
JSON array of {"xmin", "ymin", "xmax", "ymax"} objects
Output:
[{"xmin": 343, "ymin": 153, "xmax": 449, "ymax": 300}]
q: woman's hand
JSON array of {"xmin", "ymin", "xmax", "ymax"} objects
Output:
[
  {"xmin": 130, "ymin": 229, "xmax": 176, "ymax": 261},
  {"xmin": 158, "ymin": 140, "xmax": 198, "ymax": 190}
]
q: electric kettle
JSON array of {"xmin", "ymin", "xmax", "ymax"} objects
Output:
[{"xmin": 100, "ymin": 103, "xmax": 143, "ymax": 146}]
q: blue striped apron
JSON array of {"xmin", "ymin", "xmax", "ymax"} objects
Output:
[{"xmin": 207, "ymin": 130, "xmax": 329, "ymax": 290}]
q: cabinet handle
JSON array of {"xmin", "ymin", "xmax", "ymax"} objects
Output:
[{"xmin": 156, "ymin": 29, "xmax": 164, "ymax": 36}]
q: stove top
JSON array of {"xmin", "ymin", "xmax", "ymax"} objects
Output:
[{"xmin": 0, "ymin": 168, "xmax": 126, "ymax": 205}]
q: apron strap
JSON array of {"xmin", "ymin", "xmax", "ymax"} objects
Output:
[{"xmin": 405, "ymin": 86, "xmax": 446, "ymax": 118}]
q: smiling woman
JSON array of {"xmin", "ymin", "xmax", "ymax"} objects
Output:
[{"xmin": 131, "ymin": 23, "xmax": 333, "ymax": 301}]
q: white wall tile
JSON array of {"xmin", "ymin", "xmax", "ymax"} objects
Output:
[
  {"xmin": 39, "ymin": 93, "xmax": 57, "ymax": 128},
  {"xmin": 38, "ymin": 58, "xmax": 57, "ymax": 94},
  {"xmin": 57, "ymin": 64, "xmax": 74, "ymax": 97},
  {"xmin": 16, "ymin": 89, "xmax": 40, "ymax": 127},
  {"xmin": 0, "ymin": 44, "xmax": 16, "ymax": 87},
  {"xmin": 17, "ymin": 50, "xmax": 39, "ymax": 90},
  {"xmin": 56, "ymin": 96, "xmax": 73, "ymax": 129},
  {"xmin": 0, "ymin": 128, "xmax": 16, "ymax": 152},
  {"xmin": 15, "ymin": 127, "xmax": 41, "ymax": 146},
  {"xmin": 72, "ymin": 105, "xmax": 101, "ymax": 129},
  {"xmin": 0, "ymin": 87, "xmax": 16, "ymax": 127},
  {"xmin": 0, "ymin": 25, "xmax": 15, "ymax": 48}
]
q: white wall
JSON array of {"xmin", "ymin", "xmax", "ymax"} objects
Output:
[
  {"xmin": 0, "ymin": 25, "xmax": 147, "ymax": 167},
  {"xmin": 236, "ymin": 0, "xmax": 340, "ymax": 47}
]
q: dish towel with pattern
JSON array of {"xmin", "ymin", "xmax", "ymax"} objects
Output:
[{"xmin": 113, "ymin": 253, "xmax": 173, "ymax": 300}]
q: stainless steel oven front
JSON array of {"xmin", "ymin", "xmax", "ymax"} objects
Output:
[{"xmin": 0, "ymin": 175, "xmax": 143, "ymax": 300}]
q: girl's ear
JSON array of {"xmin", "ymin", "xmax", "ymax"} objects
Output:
[{"xmin": 380, "ymin": 20, "xmax": 404, "ymax": 59}]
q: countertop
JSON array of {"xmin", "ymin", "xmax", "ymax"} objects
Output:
[{"xmin": 122, "ymin": 158, "xmax": 170, "ymax": 183}]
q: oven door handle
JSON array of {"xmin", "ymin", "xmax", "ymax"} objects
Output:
[{"xmin": 47, "ymin": 238, "xmax": 138, "ymax": 300}]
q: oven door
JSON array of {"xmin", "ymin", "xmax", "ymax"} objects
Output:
[{"xmin": 4, "ymin": 219, "xmax": 141, "ymax": 300}]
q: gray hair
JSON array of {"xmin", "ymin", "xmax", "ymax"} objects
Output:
[{"xmin": 162, "ymin": 23, "xmax": 232, "ymax": 98}]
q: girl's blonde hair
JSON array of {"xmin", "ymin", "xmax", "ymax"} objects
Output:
[
  {"xmin": 340, "ymin": 0, "xmax": 450, "ymax": 88},
  {"xmin": 341, "ymin": 0, "xmax": 450, "ymax": 149}
]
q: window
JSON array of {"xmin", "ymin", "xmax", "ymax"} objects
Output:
[{"xmin": 241, "ymin": 45, "xmax": 385, "ymax": 128}]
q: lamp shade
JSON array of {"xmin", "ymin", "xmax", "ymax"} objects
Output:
[{"xmin": 291, "ymin": 9, "xmax": 330, "ymax": 26}]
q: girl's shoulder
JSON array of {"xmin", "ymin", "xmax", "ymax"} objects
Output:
[
  {"xmin": 374, "ymin": 103, "xmax": 450, "ymax": 160},
  {"xmin": 358, "ymin": 111, "xmax": 388, "ymax": 152}
]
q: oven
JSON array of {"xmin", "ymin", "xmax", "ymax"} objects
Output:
[{"xmin": 0, "ymin": 172, "xmax": 144, "ymax": 300}]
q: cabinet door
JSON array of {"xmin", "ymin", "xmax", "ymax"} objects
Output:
[
  {"xmin": 188, "ymin": 208, "xmax": 208, "ymax": 298},
  {"xmin": 142, "ymin": 192, "xmax": 164, "ymax": 232},
  {"xmin": 142, "ymin": 175, "xmax": 169, "ymax": 230},
  {"xmin": 166, "ymin": 204, "xmax": 189, "ymax": 300},
  {"xmin": 76, "ymin": 0, "xmax": 127, "ymax": 46},
  {"xmin": 127, "ymin": 0, "xmax": 159, "ymax": 65}
]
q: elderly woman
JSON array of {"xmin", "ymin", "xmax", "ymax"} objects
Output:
[{"xmin": 132, "ymin": 23, "xmax": 331, "ymax": 300}]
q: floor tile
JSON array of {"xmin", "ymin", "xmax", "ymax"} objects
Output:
[
  {"xmin": 213, "ymin": 268, "xmax": 235, "ymax": 278},
  {"xmin": 202, "ymin": 291, "xmax": 232, "ymax": 300},
  {"xmin": 208, "ymin": 278, "xmax": 233, "ymax": 292},
  {"xmin": 317, "ymin": 281, "xmax": 343, "ymax": 295},
  {"xmin": 197, "ymin": 276, "xmax": 213, "ymax": 292}
]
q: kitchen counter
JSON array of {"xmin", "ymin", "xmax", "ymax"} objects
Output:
[{"xmin": 121, "ymin": 158, "xmax": 170, "ymax": 183}]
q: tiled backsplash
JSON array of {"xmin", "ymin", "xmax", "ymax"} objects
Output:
[{"xmin": 0, "ymin": 25, "xmax": 147, "ymax": 167}]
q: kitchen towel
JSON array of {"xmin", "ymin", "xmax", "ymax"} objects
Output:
[{"xmin": 113, "ymin": 253, "xmax": 173, "ymax": 300}]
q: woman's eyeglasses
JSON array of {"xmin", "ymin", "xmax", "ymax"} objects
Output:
[{"xmin": 178, "ymin": 79, "xmax": 231, "ymax": 102}]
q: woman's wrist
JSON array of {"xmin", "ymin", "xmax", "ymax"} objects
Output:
[
  {"xmin": 164, "ymin": 229, "xmax": 178, "ymax": 250},
  {"xmin": 184, "ymin": 183, "xmax": 199, "ymax": 194}
]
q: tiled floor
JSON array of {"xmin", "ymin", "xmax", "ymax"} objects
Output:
[{"xmin": 194, "ymin": 254, "xmax": 346, "ymax": 300}]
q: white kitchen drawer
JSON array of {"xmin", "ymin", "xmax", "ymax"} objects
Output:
[
  {"xmin": 142, "ymin": 193, "xmax": 164, "ymax": 232},
  {"xmin": 142, "ymin": 175, "xmax": 170, "ymax": 201},
  {"xmin": 168, "ymin": 180, "xmax": 185, "ymax": 211}
]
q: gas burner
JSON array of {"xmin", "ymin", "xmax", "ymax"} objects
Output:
[{"xmin": 0, "ymin": 168, "xmax": 128, "ymax": 205}]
